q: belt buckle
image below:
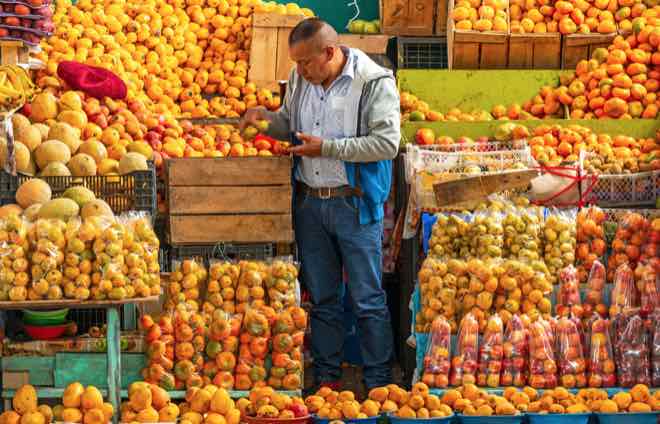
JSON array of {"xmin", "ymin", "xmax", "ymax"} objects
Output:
[{"xmin": 318, "ymin": 187, "xmax": 332, "ymax": 200}]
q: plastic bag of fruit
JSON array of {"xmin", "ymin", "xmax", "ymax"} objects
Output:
[
  {"xmin": 608, "ymin": 212, "xmax": 650, "ymax": 282},
  {"xmin": 450, "ymin": 311, "xmax": 479, "ymax": 386},
  {"xmin": 428, "ymin": 212, "xmax": 471, "ymax": 259},
  {"xmin": 121, "ymin": 212, "xmax": 160, "ymax": 298},
  {"xmin": 27, "ymin": 218, "xmax": 65, "ymax": 300},
  {"xmin": 500, "ymin": 259, "xmax": 552, "ymax": 326},
  {"xmin": 501, "ymin": 314, "xmax": 528, "ymax": 387},
  {"xmin": 62, "ymin": 217, "xmax": 97, "ymax": 300},
  {"xmin": 528, "ymin": 318, "xmax": 558, "ymax": 389},
  {"xmin": 236, "ymin": 260, "xmax": 268, "ymax": 314},
  {"xmin": 609, "ymin": 263, "xmax": 638, "ymax": 317},
  {"xmin": 422, "ymin": 315, "xmax": 452, "ymax": 388},
  {"xmin": 416, "ymin": 257, "xmax": 463, "ymax": 333},
  {"xmin": 89, "ymin": 215, "xmax": 128, "ymax": 301},
  {"xmin": 555, "ymin": 265, "xmax": 582, "ymax": 318},
  {"xmin": 556, "ymin": 316, "xmax": 586, "ymax": 388},
  {"xmin": 235, "ymin": 306, "xmax": 271, "ymax": 390},
  {"xmin": 543, "ymin": 207, "xmax": 577, "ymax": 285},
  {"xmin": 613, "ymin": 310, "xmax": 651, "ymax": 387},
  {"xmin": 583, "ymin": 260, "xmax": 607, "ymax": 322},
  {"xmin": 576, "ymin": 206, "xmax": 607, "ymax": 283},
  {"xmin": 503, "ymin": 206, "xmax": 543, "ymax": 262},
  {"xmin": 204, "ymin": 260, "xmax": 240, "ymax": 318},
  {"xmin": 469, "ymin": 210, "xmax": 504, "ymax": 260},
  {"xmin": 636, "ymin": 260, "xmax": 659, "ymax": 314},
  {"xmin": 206, "ymin": 309, "xmax": 242, "ymax": 389},
  {"xmin": 0, "ymin": 214, "xmax": 29, "ymax": 301},
  {"xmin": 652, "ymin": 311, "xmax": 660, "ymax": 387},
  {"xmin": 463, "ymin": 258, "xmax": 500, "ymax": 331},
  {"xmin": 141, "ymin": 311, "xmax": 176, "ymax": 390},
  {"xmin": 171, "ymin": 301, "xmax": 206, "ymax": 389},
  {"xmin": 587, "ymin": 316, "xmax": 616, "ymax": 388},
  {"xmin": 266, "ymin": 257, "xmax": 299, "ymax": 312},
  {"xmin": 477, "ymin": 313, "xmax": 504, "ymax": 387},
  {"xmin": 269, "ymin": 305, "xmax": 306, "ymax": 390},
  {"xmin": 167, "ymin": 258, "xmax": 207, "ymax": 311}
]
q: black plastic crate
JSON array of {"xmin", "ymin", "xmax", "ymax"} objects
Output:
[
  {"xmin": 169, "ymin": 243, "xmax": 276, "ymax": 267},
  {"xmin": 0, "ymin": 162, "xmax": 157, "ymax": 218},
  {"xmin": 397, "ymin": 36, "xmax": 448, "ymax": 69}
]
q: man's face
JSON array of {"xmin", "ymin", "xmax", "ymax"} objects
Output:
[{"xmin": 289, "ymin": 40, "xmax": 333, "ymax": 85}]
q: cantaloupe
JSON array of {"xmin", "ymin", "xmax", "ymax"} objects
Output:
[
  {"xmin": 39, "ymin": 162, "xmax": 71, "ymax": 177},
  {"xmin": 47, "ymin": 123, "xmax": 81, "ymax": 154},
  {"xmin": 38, "ymin": 198, "xmax": 79, "ymax": 221},
  {"xmin": 15, "ymin": 179, "xmax": 52, "ymax": 208},
  {"xmin": 33, "ymin": 124, "xmax": 50, "ymax": 141},
  {"xmin": 79, "ymin": 140, "xmax": 107, "ymax": 163},
  {"xmin": 35, "ymin": 140, "xmax": 71, "ymax": 170},
  {"xmin": 15, "ymin": 125, "xmax": 42, "ymax": 152},
  {"xmin": 81, "ymin": 199, "xmax": 114, "ymax": 220},
  {"xmin": 118, "ymin": 152, "xmax": 148, "ymax": 175},
  {"xmin": 11, "ymin": 113, "xmax": 31, "ymax": 135},
  {"xmin": 30, "ymin": 92, "xmax": 58, "ymax": 123},
  {"xmin": 68, "ymin": 153, "xmax": 97, "ymax": 177}
]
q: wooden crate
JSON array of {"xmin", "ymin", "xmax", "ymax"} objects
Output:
[
  {"xmin": 508, "ymin": 33, "xmax": 561, "ymax": 69},
  {"xmin": 166, "ymin": 157, "xmax": 294, "ymax": 245},
  {"xmin": 447, "ymin": 0, "xmax": 508, "ymax": 69},
  {"xmin": 0, "ymin": 40, "xmax": 29, "ymax": 65},
  {"xmin": 561, "ymin": 33, "xmax": 616, "ymax": 69},
  {"xmin": 380, "ymin": 0, "xmax": 437, "ymax": 36},
  {"xmin": 435, "ymin": 0, "xmax": 449, "ymax": 35}
]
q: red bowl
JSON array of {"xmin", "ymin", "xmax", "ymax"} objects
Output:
[
  {"xmin": 24, "ymin": 322, "xmax": 68, "ymax": 340},
  {"xmin": 245, "ymin": 415, "xmax": 312, "ymax": 424}
]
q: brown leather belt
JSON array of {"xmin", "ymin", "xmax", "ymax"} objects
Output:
[{"xmin": 296, "ymin": 182, "xmax": 362, "ymax": 199}]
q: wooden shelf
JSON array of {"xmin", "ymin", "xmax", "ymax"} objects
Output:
[{"xmin": 0, "ymin": 296, "xmax": 160, "ymax": 310}]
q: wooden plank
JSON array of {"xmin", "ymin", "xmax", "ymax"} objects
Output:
[
  {"xmin": 452, "ymin": 42, "xmax": 480, "ymax": 69},
  {"xmin": 0, "ymin": 296, "xmax": 159, "ymax": 310},
  {"xmin": 169, "ymin": 214, "xmax": 294, "ymax": 244},
  {"xmin": 508, "ymin": 35, "xmax": 534, "ymax": 68},
  {"xmin": 1, "ymin": 44, "xmax": 16, "ymax": 65},
  {"xmin": 169, "ymin": 186, "xmax": 292, "ymax": 214},
  {"xmin": 380, "ymin": 0, "xmax": 435, "ymax": 36},
  {"xmin": 53, "ymin": 353, "xmax": 144, "ymax": 390},
  {"xmin": 248, "ymin": 26, "xmax": 278, "ymax": 84},
  {"xmin": 380, "ymin": 0, "xmax": 408, "ymax": 34},
  {"xmin": 339, "ymin": 35, "xmax": 390, "ymax": 54},
  {"xmin": 435, "ymin": 0, "xmax": 448, "ymax": 34},
  {"xmin": 166, "ymin": 157, "xmax": 292, "ymax": 187},
  {"xmin": 533, "ymin": 36, "xmax": 561, "ymax": 69},
  {"xmin": 455, "ymin": 30, "xmax": 507, "ymax": 43},
  {"xmin": 562, "ymin": 33, "xmax": 616, "ymax": 68},
  {"xmin": 2, "ymin": 357, "xmax": 54, "ymax": 387},
  {"xmin": 433, "ymin": 169, "xmax": 538, "ymax": 206},
  {"xmin": 252, "ymin": 12, "xmax": 306, "ymax": 28},
  {"xmin": 480, "ymin": 41, "xmax": 508, "ymax": 68},
  {"xmin": 276, "ymin": 28, "xmax": 294, "ymax": 82}
]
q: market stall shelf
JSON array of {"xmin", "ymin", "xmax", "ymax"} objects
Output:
[
  {"xmin": 508, "ymin": 33, "xmax": 562, "ymax": 70},
  {"xmin": 0, "ymin": 41, "xmax": 29, "ymax": 66},
  {"xmin": 380, "ymin": 0, "xmax": 439, "ymax": 36},
  {"xmin": 561, "ymin": 33, "xmax": 617, "ymax": 69}
]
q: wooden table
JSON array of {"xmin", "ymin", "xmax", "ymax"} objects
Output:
[{"xmin": 0, "ymin": 297, "xmax": 158, "ymax": 423}]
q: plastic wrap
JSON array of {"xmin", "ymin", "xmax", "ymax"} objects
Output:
[
  {"xmin": 206, "ymin": 309, "xmax": 242, "ymax": 389},
  {"xmin": 421, "ymin": 315, "xmax": 451, "ymax": 388},
  {"xmin": 204, "ymin": 260, "xmax": 240, "ymax": 317},
  {"xmin": 576, "ymin": 207, "xmax": 607, "ymax": 283},
  {"xmin": 638, "ymin": 261, "xmax": 659, "ymax": 314},
  {"xmin": 269, "ymin": 306, "xmax": 306, "ymax": 390},
  {"xmin": 141, "ymin": 312, "xmax": 176, "ymax": 390},
  {"xmin": 528, "ymin": 318, "xmax": 557, "ymax": 389},
  {"xmin": 609, "ymin": 263, "xmax": 638, "ymax": 317},
  {"xmin": 167, "ymin": 258, "xmax": 207, "ymax": 311},
  {"xmin": 652, "ymin": 312, "xmax": 660, "ymax": 387},
  {"xmin": 500, "ymin": 259, "xmax": 552, "ymax": 326},
  {"xmin": 449, "ymin": 312, "xmax": 479, "ymax": 386},
  {"xmin": 543, "ymin": 208, "xmax": 577, "ymax": 284},
  {"xmin": 557, "ymin": 316, "xmax": 586, "ymax": 388},
  {"xmin": 556, "ymin": 265, "xmax": 583, "ymax": 319},
  {"xmin": 503, "ymin": 207, "xmax": 543, "ymax": 261},
  {"xmin": 463, "ymin": 258, "xmax": 499, "ymax": 331},
  {"xmin": 236, "ymin": 260, "xmax": 268, "ymax": 314},
  {"xmin": 90, "ymin": 216, "xmax": 127, "ymax": 301},
  {"xmin": 0, "ymin": 214, "xmax": 29, "ymax": 301},
  {"xmin": 587, "ymin": 317, "xmax": 616, "ymax": 388},
  {"xmin": 266, "ymin": 258, "xmax": 299, "ymax": 312},
  {"xmin": 428, "ymin": 213, "xmax": 470, "ymax": 259},
  {"xmin": 469, "ymin": 210, "xmax": 504, "ymax": 260},
  {"xmin": 477, "ymin": 313, "xmax": 504, "ymax": 387},
  {"xmin": 122, "ymin": 212, "xmax": 160, "ymax": 298},
  {"xmin": 417, "ymin": 257, "xmax": 463, "ymax": 333},
  {"xmin": 62, "ymin": 217, "xmax": 97, "ymax": 300},
  {"xmin": 613, "ymin": 310, "xmax": 651, "ymax": 387},
  {"xmin": 501, "ymin": 314, "xmax": 528, "ymax": 387},
  {"xmin": 608, "ymin": 212, "xmax": 650, "ymax": 282},
  {"xmin": 235, "ymin": 307, "xmax": 270, "ymax": 390},
  {"xmin": 172, "ymin": 302, "xmax": 205, "ymax": 389},
  {"xmin": 27, "ymin": 218, "xmax": 65, "ymax": 300},
  {"xmin": 584, "ymin": 260, "xmax": 607, "ymax": 322}
]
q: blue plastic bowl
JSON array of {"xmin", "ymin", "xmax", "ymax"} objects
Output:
[
  {"xmin": 527, "ymin": 413, "xmax": 591, "ymax": 424},
  {"xmin": 595, "ymin": 412, "xmax": 659, "ymax": 424},
  {"xmin": 389, "ymin": 414, "xmax": 454, "ymax": 424},
  {"xmin": 314, "ymin": 415, "xmax": 385, "ymax": 424},
  {"xmin": 458, "ymin": 414, "xmax": 524, "ymax": 424}
]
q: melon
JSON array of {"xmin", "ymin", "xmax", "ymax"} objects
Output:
[
  {"xmin": 0, "ymin": 204, "xmax": 22, "ymax": 219},
  {"xmin": 98, "ymin": 159, "xmax": 118, "ymax": 175},
  {"xmin": 33, "ymin": 124, "xmax": 50, "ymax": 140},
  {"xmin": 79, "ymin": 140, "xmax": 107, "ymax": 163},
  {"xmin": 30, "ymin": 92, "xmax": 58, "ymax": 123},
  {"xmin": 68, "ymin": 153, "xmax": 97, "ymax": 177},
  {"xmin": 63, "ymin": 186, "xmax": 96, "ymax": 208},
  {"xmin": 39, "ymin": 162, "xmax": 71, "ymax": 177},
  {"xmin": 57, "ymin": 110, "xmax": 88, "ymax": 130},
  {"xmin": 14, "ymin": 125, "xmax": 42, "ymax": 152},
  {"xmin": 11, "ymin": 113, "xmax": 31, "ymax": 135},
  {"xmin": 38, "ymin": 198, "xmax": 79, "ymax": 221},
  {"xmin": 0, "ymin": 140, "xmax": 31, "ymax": 174},
  {"xmin": 35, "ymin": 140, "xmax": 71, "ymax": 170},
  {"xmin": 23, "ymin": 204, "xmax": 41, "ymax": 222},
  {"xmin": 81, "ymin": 199, "xmax": 114, "ymax": 220},
  {"xmin": 118, "ymin": 152, "xmax": 148, "ymax": 175},
  {"xmin": 58, "ymin": 91, "xmax": 82, "ymax": 112},
  {"xmin": 127, "ymin": 142, "xmax": 153, "ymax": 160},
  {"xmin": 47, "ymin": 122, "xmax": 81, "ymax": 154},
  {"xmin": 15, "ymin": 179, "xmax": 52, "ymax": 209}
]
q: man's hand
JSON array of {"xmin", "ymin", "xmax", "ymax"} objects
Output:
[
  {"xmin": 288, "ymin": 132, "xmax": 323, "ymax": 157},
  {"xmin": 239, "ymin": 106, "xmax": 269, "ymax": 131}
]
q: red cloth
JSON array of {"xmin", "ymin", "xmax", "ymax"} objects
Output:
[{"xmin": 57, "ymin": 61, "xmax": 127, "ymax": 100}]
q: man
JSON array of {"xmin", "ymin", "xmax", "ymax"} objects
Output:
[{"xmin": 241, "ymin": 18, "xmax": 400, "ymax": 390}]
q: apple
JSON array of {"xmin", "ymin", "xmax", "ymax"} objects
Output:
[
  {"xmin": 288, "ymin": 403, "xmax": 308, "ymax": 418},
  {"xmin": 415, "ymin": 128, "xmax": 435, "ymax": 145}
]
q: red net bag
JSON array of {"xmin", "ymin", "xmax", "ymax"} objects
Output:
[
  {"xmin": 613, "ymin": 310, "xmax": 651, "ymax": 387},
  {"xmin": 576, "ymin": 207, "xmax": 607, "ymax": 283},
  {"xmin": 450, "ymin": 312, "xmax": 479, "ymax": 386},
  {"xmin": 608, "ymin": 212, "xmax": 650, "ymax": 282},
  {"xmin": 609, "ymin": 263, "xmax": 638, "ymax": 317},
  {"xmin": 421, "ymin": 315, "xmax": 452, "ymax": 389},
  {"xmin": 501, "ymin": 314, "xmax": 528, "ymax": 387},
  {"xmin": 528, "ymin": 318, "xmax": 557, "ymax": 389},
  {"xmin": 557, "ymin": 316, "xmax": 586, "ymax": 388},
  {"xmin": 555, "ymin": 265, "xmax": 582, "ymax": 319},
  {"xmin": 477, "ymin": 314, "xmax": 504, "ymax": 388},
  {"xmin": 583, "ymin": 260, "xmax": 607, "ymax": 322},
  {"xmin": 141, "ymin": 312, "xmax": 175, "ymax": 390},
  {"xmin": 587, "ymin": 317, "xmax": 616, "ymax": 387},
  {"xmin": 652, "ymin": 311, "xmax": 660, "ymax": 387}
]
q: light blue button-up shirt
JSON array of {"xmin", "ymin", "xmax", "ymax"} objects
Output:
[{"xmin": 296, "ymin": 49, "xmax": 356, "ymax": 188}]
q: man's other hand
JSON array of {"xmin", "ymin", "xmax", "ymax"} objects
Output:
[
  {"xmin": 239, "ymin": 106, "xmax": 269, "ymax": 131},
  {"xmin": 289, "ymin": 132, "xmax": 323, "ymax": 157}
]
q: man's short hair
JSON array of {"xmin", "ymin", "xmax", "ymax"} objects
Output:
[{"xmin": 288, "ymin": 18, "xmax": 328, "ymax": 46}]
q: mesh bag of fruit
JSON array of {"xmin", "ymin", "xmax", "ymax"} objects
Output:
[
  {"xmin": 236, "ymin": 260, "xmax": 268, "ymax": 314},
  {"xmin": 62, "ymin": 217, "xmax": 97, "ymax": 300},
  {"xmin": 583, "ymin": 260, "xmax": 607, "ymax": 323},
  {"xmin": 528, "ymin": 318, "xmax": 558, "ymax": 389},
  {"xmin": 172, "ymin": 301, "xmax": 206, "ymax": 389},
  {"xmin": 417, "ymin": 257, "xmax": 462, "ymax": 333},
  {"xmin": 450, "ymin": 311, "xmax": 479, "ymax": 386},
  {"xmin": 428, "ymin": 212, "xmax": 471, "ymax": 259},
  {"xmin": 206, "ymin": 309, "xmax": 242, "ymax": 389},
  {"xmin": 27, "ymin": 218, "xmax": 65, "ymax": 300},
  {"xmin": 462, "ymin": 258, "xmax": 500, "ymax": 332},
  {"xmin": 608, "ymin": 212, "xmax": 650, "ymax": 282},
  {"xmin": 469, "ymin": 210, "xmax": 504, "ymax": 260},
  {"xmin": 587, "ymin": 316, "xmax": 616, "ymax": 388},
  {"xmin": 613, "ymin": 310, "xmax": 651, "ymax": 387},
  {"xmin": 141, "ymin": 312, "xmax": 176, "ymax": 390},
  {"xmin": 543, "ymin": 207, "xmax": 577, "ymax": 285},
  {"xmin": 477, "ymin": 313, "xmax": 504, "ymax": 387},
  {"xmin": 269, "ymin": 306, "xmax": 306, "ymax": 390},
  {"xmin": 652, "ymin": 311, "xmax": 660, "ymax": 387},
  {"xmin": 638, "ymin": 261, "xmax": 660, "ymax": 314},
  {"xmin": 556, "ymin": 265, "xmax": 582, "ymax": 318},
  {"xmin": 90, "ymin": 215, "xmax": 127, "ymax": 301},
  {"xmin": 235, "ymin": 306, "xmax": 271, "ymax": 390},
  {"xmin": 500, "ymin": 259, "xmax": 552, "ymax": 326},
  {"xmin": 0, "ymin": 214, "xmax": 29, "ymax": 301},
  {"xmin": 167, "ymin": 258, "xmax": 207, "ymax": 312},
  {"xmin": 576, "ymin": 206, "xmax": 607, "ymax": 284},
  {"xmin": 422, "ymin": 315, "xmax": 452, "ymax": 388},
  {"xmin": 609, "ymin": 263, "xmax": 638, "ymax": 317},
  {"xmin": 266, "ymin": 257, "xmax": 299, "ymax": 313},
  {"xmin": 204, "ymin": 260, "xmax": 240, "ymax": 318},
  {"xmin": 502, "ymin": 314, "xmax": 528, "ymax": 387},
  {"xmin": 503, "ymin": 206, "xmax": 543, "ymax": 262},
  {"xmin": 121, "ymin": 212, "xmax": 160, "ymax": 298},
  {"xmin": 556, "ymin": 316, "xmax": 587, "ymax": 388}
]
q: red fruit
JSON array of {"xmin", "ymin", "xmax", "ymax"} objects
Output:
[
  {"xmin": 415, "ymin": 128, "xmax": 435, "ymax": 145},
  {"xmin": 14, "ymin": 5, "xmax": 30, "ymax": 16},
  {"xmin": 288, "ymin": 403, "xmax": 308, "ymax": 418},
  {"xmin": 20, "ymin": 102, "xmax": 31, "ymax": 117}
]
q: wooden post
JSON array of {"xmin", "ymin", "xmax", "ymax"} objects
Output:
[{"xmin": 106, "ymin": 306, "xmax": 121, "ymax": 424}]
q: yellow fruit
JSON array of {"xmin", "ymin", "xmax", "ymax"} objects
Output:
[
  {"xmin": 13, "ymin": 385, "xmax": 38, "ymax": 415},
  {"xmin": 136, "ymin": 407, "xmax": 159, "ymax": 423},
  {"xmin": 81, "ymin": 386, "xmax": 103, "ymax": 410},
  {"xmin": 38, "ymin": 198, "xmax": 79, "ymax": 221},
  {"xmin": 37, "ymin": 406, "xmax": 52, "ymax": 424},
  {"xmin": 61, "ymin": 408, "xmax": 83, "ymax": 423},
  {"xmin": 599, "ymin": 400, "xmax": 619, "ymax": 413},
  {"xmin": 20, "ymin": 412, "xmax": 45, "ymax": 424},
  {"xmin": 31, "ymin": 92, "xmax": 59, "ymax": 123},
  {"xmin": 82, "ymin": 408, "xmax": 105, "ymax": 424},
  {"xmin": 58, "ymin": 111, "xmax": 88, "ymax": 130},
  {"xmin": 34, "ymin": 140, "xmax": 71, "ymax": 170},
  {"xmin": 16, "ymin": 179, "xmax": 51, "ymax": 209},
  {"xmin": 612, "ymin": 392, "xmax": 632, "ymax": 410},
  {"xmin": 210, "ymin": 389, "xmax": 232, "ymax": 415},
  {"xmin": 118, "ymin": 152, "xmax": 148, "ymax": 175},
  {"xmin": 48, "ymin": 122, "xmax": 81, "ymax": 154},
  {"xmin": 15, "ymin": 125, "xmax": 42, "ymax": 152},
  {"xmin": 629, "ymin": 402, "xmax": 652, "ymax": 413},
  {"xmin": 0, "ymin": 411, "xmax": 21, "ymax": 424}
]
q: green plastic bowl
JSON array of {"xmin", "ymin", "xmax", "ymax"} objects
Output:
[{"xmin": 22, "ymin": 309, "xmax": 68, "ymax": 326}]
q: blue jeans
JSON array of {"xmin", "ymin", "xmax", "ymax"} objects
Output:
[{"xmin": 294, "ymin": 193, "xmax": 394, "ymax": 389}]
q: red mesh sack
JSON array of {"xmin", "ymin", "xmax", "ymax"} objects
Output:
[
  {"xmin": 477, "ymin": 314, "xmax": 504, "ymax": 388},
  {"xmin": 421, "ymin": 315, "xmax": 452, "ymax": 388},
  {"xmin": 450, "ymin": 312, "xmax": 479, "ymax": 386}
]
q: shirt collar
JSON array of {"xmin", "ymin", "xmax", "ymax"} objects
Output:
[{"xmin": 338, "ymin": 47, "xmax": 355, "ymax": 81}]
